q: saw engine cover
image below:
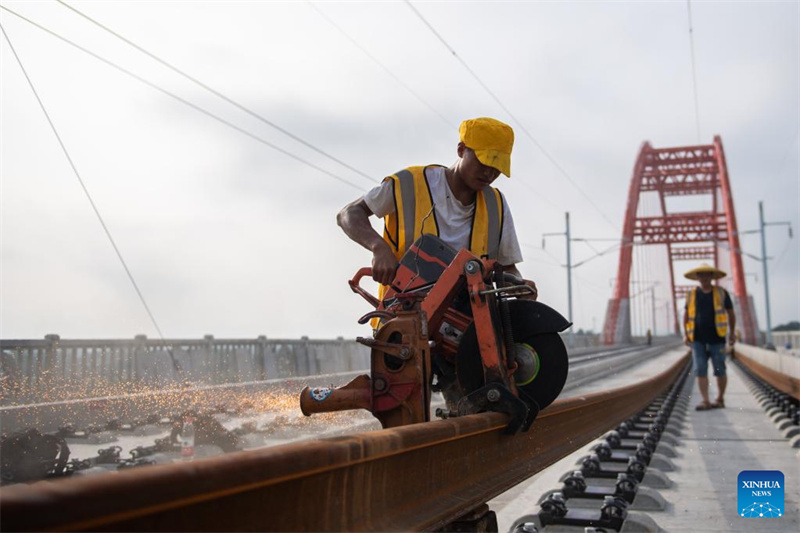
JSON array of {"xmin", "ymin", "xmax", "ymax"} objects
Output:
[{"xmin": 303, "ymin": 234, "xmax": 571, "ymax": 433}]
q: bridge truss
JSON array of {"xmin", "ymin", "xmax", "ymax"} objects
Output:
[{"xmin": 603, "ymin": 136, "xmax": 759, "ymax": 345}]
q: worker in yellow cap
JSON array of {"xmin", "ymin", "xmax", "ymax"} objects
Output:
[
  {"xmin": 337, "ymin": 117, "xmax": 536, "ymax": 300},
  {"xmin": 682, "ymin": 263, "xmax": 736, "ymax": 411}
]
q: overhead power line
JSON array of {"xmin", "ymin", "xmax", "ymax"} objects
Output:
[
  {"xmin": 0, "ymin": 21, "xmax": 181, "ymax": 373},
  {"xmin": 57, "ymin": 0, "xmax": 377, "ymax": 186},
  {"xmin": 307, "ymin": 2, "xmax": 454, "ymax": 130},
  {"xmin": 0, "ymin": 5, "xmax": 367, "ymax": 192},
  {"xmin": 686, "ymin": 0, "xmax": 702, "ymax": 143},
  {"xmin": 404, "ymin": 0, "xmax": 619, "ymax": 231}
]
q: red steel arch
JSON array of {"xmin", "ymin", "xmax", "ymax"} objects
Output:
[{"xmin": 603, "ymin": 136, "xmax": 758, "ymax": 345}]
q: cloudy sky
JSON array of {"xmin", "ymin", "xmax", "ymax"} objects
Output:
[{"xmin": 1, "ymin": 0, "xmax": 798, "ymax": 341}]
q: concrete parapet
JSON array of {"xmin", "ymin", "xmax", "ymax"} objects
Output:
[
  {"xmin": 0, "ymin": 335, "xmax": 370, "ymax": 406},
  {"xmin": 735, "ymin": 343, "xmax": 800, "ymax": 379}
]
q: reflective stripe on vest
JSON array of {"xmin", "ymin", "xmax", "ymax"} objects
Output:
[
  {"xmin": 382, "ymin": 165, "xmax": 504, "ymax": 261},
  {"xmin": 686, "ymin": 286, "xmax": 729, "ymax": 342}
]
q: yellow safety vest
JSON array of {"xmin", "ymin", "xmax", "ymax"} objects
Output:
[
  {"xmin": 686, "ymin": 286, "xmax": 728, "ymax": 342},
  {"xmin": 381, "ymin": 165, "xmax": 505, "ymax": 261},
  {"xmin": 375, "ymin": 166, "xmax": 505, "ymax": 318}
]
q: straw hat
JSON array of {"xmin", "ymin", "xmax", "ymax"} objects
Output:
[{"xmin": 684, "ymin": 263, "xmax": 727, "ymax": 281}]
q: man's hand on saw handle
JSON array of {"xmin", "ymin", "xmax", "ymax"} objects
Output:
[
  {"xmin": 371, "ymin": 241, "xmax": 399, "ymax": 286},
  {"xmin": 337, "ymin": 198, "xmax": 399, "ymax": 285},
  {"xmin": 504, "ymin": 265, "xmax": 538, "ymax": 301}
]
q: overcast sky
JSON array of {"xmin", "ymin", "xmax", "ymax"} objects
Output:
[{"xmin": 1, "ymin": 0, "xmax": 798, "ymax": 341}]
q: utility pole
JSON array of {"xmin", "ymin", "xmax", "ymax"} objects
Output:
[
  {"xmin": 759, "ymin": 201, "xmax": 772, "ymax": 344},
  {"xmin": 651, "ymin": 285, "xmax": 656, "ymax": 336},
  {"xmin": 542, "ymin": 212, "xmax": 574, "ymax": 346},
  {"xmin": 566, "ymin": 212, "xmax": 573, "ymax": 347},
  {"xmin": 543, "ymin": 213, "xmax": 616, "ymax": 347},
  {"xmin": 664, "ymin": 301, "xmax": 670, "ymax": 337},
  {"xmin": 757, "ymin": 201, "xmax": 793, "ymax": 346}
]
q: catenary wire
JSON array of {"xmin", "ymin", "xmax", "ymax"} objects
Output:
[
  {"xmin": 314, "ymin": 1, "xmax": 563, "ymax": 211},
  {"xmin": 0, "ymin": 5, "xmax": 368, "ymax": 193},
  {"xmin": 306, "ymin": 1, "xmax": 454, "ymax": 130},
  {"xmin": 61, "ymin": 0, "xmax": 562, "ymax": 211},
  {"xmin": 520, "ymin": 243, "xmax": 563, "ymax": 268},
  {"xmin": 0, "ymin": 21, "xmax": 182, "ymax": 373},
  {"xmin": 686, "ymin": 0, "xmax": 702, "ymax": 143},
  {"xmin": 404, "ymin": 0, "xmax": 619, "ymax": 231},
  {"xmin": 57, "ymin": 0, "xmax": 377, "ymax": 186}
]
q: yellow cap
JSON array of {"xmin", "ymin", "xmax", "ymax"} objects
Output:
[{"xmin": 459, "ymin": 117, "xmax": 514, "ymax": 177}]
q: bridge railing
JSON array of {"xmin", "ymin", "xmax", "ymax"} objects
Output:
[{"xmin": 0, "ymin": 335, "xmax": 369, "ymax": 406}]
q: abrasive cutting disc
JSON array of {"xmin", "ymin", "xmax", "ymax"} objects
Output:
[{"xmin": 456, "ymin": 300, "xmax": 570, "ymax": 410}]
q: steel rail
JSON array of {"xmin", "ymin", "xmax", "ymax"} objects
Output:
[
  {"xmin": 0, "ymin": 352, "xmax": 689, "ymax": 532},
  {"xmin": 734, "ymin": 348, "xmax": 799, "ymax": 400}
]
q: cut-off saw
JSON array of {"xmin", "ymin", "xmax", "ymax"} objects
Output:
[{"xmin": 300, "ymin": 235, "xmax": 570, "ymax": 434}]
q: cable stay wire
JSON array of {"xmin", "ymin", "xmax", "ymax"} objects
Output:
[
  {"xmin": 404, "ymin": 0, "xmax": 619, "ymax": 231},
  {"xmin": 0, "ymin": 21, "xmax": 183, "ymax": 373},
  {"xmin": 686, "ymin": 0, "xmax": 702, "ymax": 143},
  {"xmin": 57, "ymin": 0, "xmax": 377, "ymax": 186},
  {"xmin": 306, "ymin": 2, "xmax": 454, "ymax": 130},
  {"xmin": 0, "ymin": 5, "xmax": 367, "ymax": 193}
]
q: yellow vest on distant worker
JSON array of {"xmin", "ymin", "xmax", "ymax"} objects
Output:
[
  {"xmin": 686, "ymin": 286, "xmax": 728, "ymax": 342},
  {"xmin": 381, "ymin": 165, "xmax": 505, "ymax": 261}
]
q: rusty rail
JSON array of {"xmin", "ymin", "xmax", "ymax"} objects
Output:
[
  {"xmin": 0, "ymin": 353, "xmax": 689, "ymax": 532},
  {"xmin": 734, "ymin": 347, "xmax": 800, "ymax": 400}
]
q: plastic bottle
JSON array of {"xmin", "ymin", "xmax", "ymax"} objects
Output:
[{"xmin": 181, "ymin": 417, "xmax": 195, "ymax": 459}]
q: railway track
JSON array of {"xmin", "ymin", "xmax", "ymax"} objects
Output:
[
  {"xmin": 0, "ymin": 342, "xmax": 683, "ymax": 479},
  {"xmin": 0, "ymin": 342, "xmax": 679, "ymax": 453},
  {"xmin": 1, "ymin": 343, "xmax": 690, "ymax": 531}
]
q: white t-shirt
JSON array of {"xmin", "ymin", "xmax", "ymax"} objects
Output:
[{"xmin": 364, "ymin": 166, "xmax": 523, "ymax": 266}]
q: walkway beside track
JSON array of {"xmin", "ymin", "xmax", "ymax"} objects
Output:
[
  {"xmin": 492, "ymin": 347, "xmax": 800, "ymax": 532},
  {"xmin": 654, "ymin": 360, "xmax": 799, "ymax": 532}
]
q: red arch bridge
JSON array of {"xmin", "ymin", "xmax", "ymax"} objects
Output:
[{"xmin": 603, "ymin": 135, "xmax": 759, "ymax": 346}]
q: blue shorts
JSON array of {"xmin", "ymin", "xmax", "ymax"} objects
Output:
[{"xmin": 692, "ymin": 341, "xmax": 727, "ymax": 377}]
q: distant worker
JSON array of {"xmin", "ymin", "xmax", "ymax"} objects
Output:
[
  {"xmin": 683, "ymin": 264, "xmax": 736, "ymax": 411},
  {"xmin": 646, "ymin": 328, "xmax": 652, "ymax": 346},
  {"xmin": 337, "ymin": 117, "xmax": 537, "ymax": 304}
]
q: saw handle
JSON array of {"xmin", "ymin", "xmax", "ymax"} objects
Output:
[{"xmin": 349, "ymin": 267, "xmax": 381, "ymax": 308}]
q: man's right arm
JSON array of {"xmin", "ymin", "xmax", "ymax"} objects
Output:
[{"xmin": 336, "ymin": 198, "xmax": 398, "ymax": 285}]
